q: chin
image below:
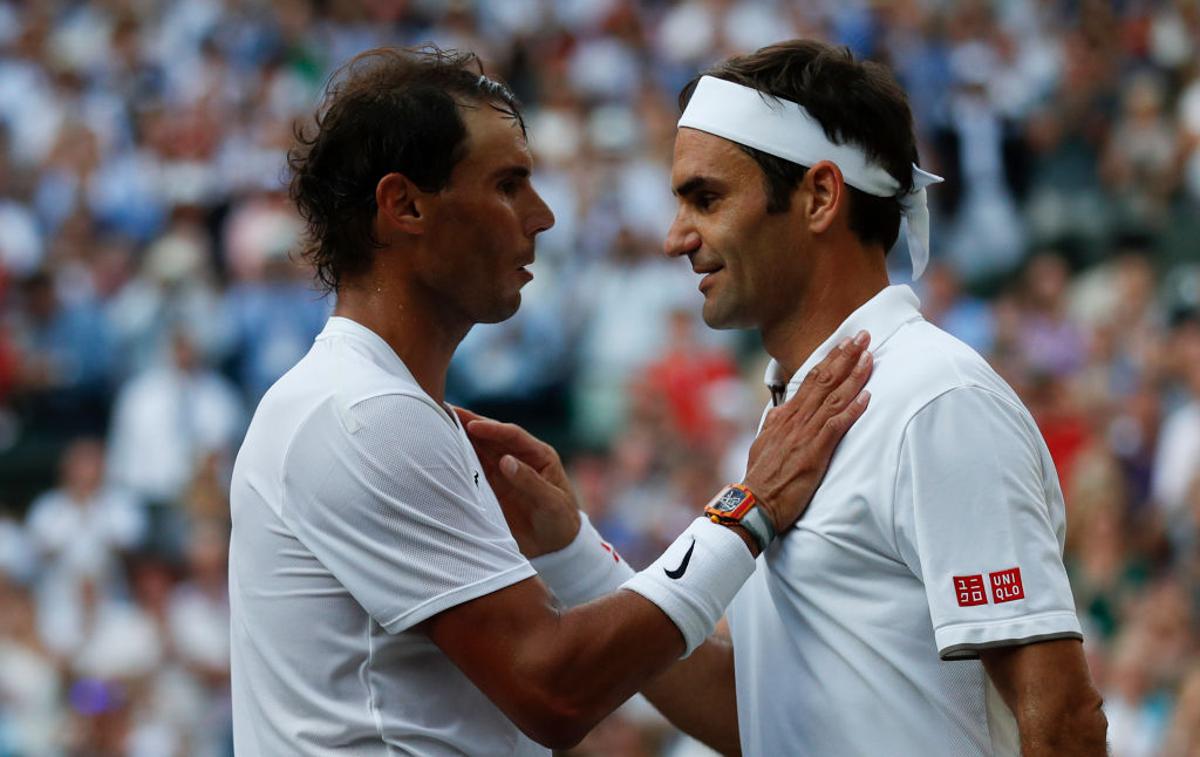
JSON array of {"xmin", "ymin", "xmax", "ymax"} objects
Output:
[
  {"xmin": 701, "ymin": 299, "xmax": 747, "ymax": 331},
  {"xmin": 478, "ymin": 294, "xmax": 522, "ymax": 324}
]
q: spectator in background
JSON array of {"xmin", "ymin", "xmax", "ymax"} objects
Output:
[
  {"xmin": 1104, "ymin": 627, "xmax": 1171, "ymax": 757},
  {"xmin": 934, "ymin": 39, "xmax": 1029, "ymax": 281},
  {"xmin": 1018, "ymin": 251, "xmax": 1088, "ymax": 378},
  {"xmin": 1162, "ymin": 663, "xmax": 1200, "ymax": 756},
  {"xmin": 573, "ymin": 226, "xmax": 699, "ymax": 445},
  {"xmin": 637, "ymin": 308, "xmax": 737, "ymax": 449},
  {"xmin": 106, "ymin": 223, "xmax": 231, "ymax": 379},
  {"xmin": 25, "ymin": 437, "xmax": 143, "ymax": 657},
  {"xmin": 918, "ymin": 261, "xmax": 995, "ymax": 354},
  {"xmin": 11, "ymin": 269, "xmax": 113, "ymax": 439},
  {"xmin": 1152, "ymin": 311, "xmax": 1200, "ymax": 528},
  {"xmin": 0, "ymin": 574, "xmax": 60, "ymax": 755},
  {"xmin": 222, "ymin": 197, "xmax": 328, "ymax": 405},
  {"xmin": 1100, "ymin": 71, "xmax": 1181, "ymax": 235},
  {"xmin": 106, "ymin": 330, "xmax": 242, "ymax": 554}
]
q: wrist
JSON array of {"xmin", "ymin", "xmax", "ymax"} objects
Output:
[
  {"xmin": 703, "ymin": 483, "xmax": 776, "ymax": 553},
  {"xmin": 739, "ymin": 478, "xmax": 781, "ymax": 533},
  {"xmin": 529, "ymin": 513, "xmax": 634, "ymax": 608},
  {"xmin": 719, "ymin": 522, "xmax": 761, "ymax": 557}
]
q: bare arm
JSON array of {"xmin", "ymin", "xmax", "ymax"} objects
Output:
[
  {"xmin": 423, "ymin": 575, "xmax": 685, "ymax": 749},
  {"xmin": 980, "ymin": 639, "xmax": 1108, "ymax": 756},
  {"xmin": 439, "ymin": 334, "xmax": 874, "ymax": 750},
  {"xmin": 640, "ymin": 631, "xmax": 740, "ymax": 755}
]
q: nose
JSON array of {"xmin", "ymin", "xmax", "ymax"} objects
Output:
[
  {"xmin": 525, "ymin": 188, "xmax": 556, "ymax": 237},
  {"xmin": 663, "ymin": 210, "xmax": 701, "ymax": 258}
]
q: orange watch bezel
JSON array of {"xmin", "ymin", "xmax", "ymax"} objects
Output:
[{"xmin": 704, "ymin": 483, "xmax": 758, "ymax": 523}]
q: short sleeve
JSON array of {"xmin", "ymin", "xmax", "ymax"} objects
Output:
[
  {"xmin": 279, "ymin": 393, "xmax": 534, "ymax": 633},
  {"xmin": 893, "ymin": 386, "xmax": 1082, "ymax": 660}
]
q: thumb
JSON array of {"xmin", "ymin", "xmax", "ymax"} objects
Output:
[{"xmin": 500, "ymin": 454, "xmax": 551, "ymax": 493}]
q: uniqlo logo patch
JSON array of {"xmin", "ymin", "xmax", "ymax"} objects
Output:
[
  {"xmin": 990, "ymin": 567, "xmax": 1024, "ymax": 603},
  {"xmin": 954, "ymin": 575, "xmax": 988, "ymax": 607}
]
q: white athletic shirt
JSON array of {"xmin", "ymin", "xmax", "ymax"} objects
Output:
[
  {"xmin": 229, "ymin": 316, "xmax": 545, "ymax": 756},
  {"xmin": 729, "ymin": 286, "xmax": 1082, "ymax": 756}
]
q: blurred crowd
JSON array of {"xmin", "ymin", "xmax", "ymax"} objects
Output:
[{"xmin": 0, "ymin": 0, "xmax": 1197, "ymax": 755}]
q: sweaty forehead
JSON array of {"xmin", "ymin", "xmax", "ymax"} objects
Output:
[
  {"xmin": 671, "ymin": 127, "xmax": 758, "ymax": 184},
  {"xmin": 459, "ymin": 105, "xmax": 531, "ymax": 170}
]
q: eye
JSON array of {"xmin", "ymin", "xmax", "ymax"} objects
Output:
[
  {"xmin": 694, "ymin": 192, "xmax": 719, "ymax": 211},
  {"xmin": 499, "ymin": 178, "xmax": 521, "ymax": 196}
]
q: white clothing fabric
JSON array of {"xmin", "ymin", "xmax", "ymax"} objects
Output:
[
  {"xmin": 25, "ymin": 487, "xmax": 144, "ymax": 581},
  {"xmin": 1150, "ymin": 399, "xmax": 1200, "ymax": 518},
  {"xmin": 25, "ymin": 487, "xmax": 145, "ymax": 656},
  {"xmin": 730, "ymin": 285, "xmax": 1081, "ymax": 757},
  {"xmin": 107, "ymin": 364, "xmax": 244, "ymax": 504},
  {"xmin": 229, "ymin": 317, "xmax": 543, "ymax": 756}
]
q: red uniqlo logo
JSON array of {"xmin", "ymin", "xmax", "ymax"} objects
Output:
[
  {"xmin": 954, "ymin": 575, "xmax": 987, "ymax": 607},
  {"xmin": 990, "ymin": 567, "xmax": 1024, "ymax": 603}
]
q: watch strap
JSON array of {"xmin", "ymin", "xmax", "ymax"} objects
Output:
[{"xmin": 739, "ymin": 503, "xmax": 776, "ymax": 552}]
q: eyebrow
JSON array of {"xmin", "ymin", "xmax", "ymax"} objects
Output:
[
  {"xmin": 673, "ymin": 175, "xmax": 717, "ymax": 197},
  {"xmin": 491, "ymin": 165, "xmax": 531, "ymax": 181}
]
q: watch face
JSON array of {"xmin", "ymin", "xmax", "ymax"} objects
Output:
[{"xmin": 714, "ymin": 487, "xmax": 749, "ymax": 514}]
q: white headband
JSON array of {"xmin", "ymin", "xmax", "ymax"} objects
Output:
[{"xmin": 678, "ymin": 75, "xmax": 943, "ymax": 279}]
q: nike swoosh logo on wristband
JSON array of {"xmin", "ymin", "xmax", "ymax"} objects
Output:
[{"xmin": 664, "ymin": 538, "xmax": 696, "ymax": 580}]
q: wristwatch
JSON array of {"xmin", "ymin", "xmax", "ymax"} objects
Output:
[{"xmin": 703, "ymin": 484, "xmax": 776, "ymax": 552}]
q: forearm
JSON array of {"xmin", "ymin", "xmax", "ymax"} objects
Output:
[
  {"xmin": 431, "ymin": 519, "xmax": 756, "ymax": 749},
  {"xmin": 981, "ymin": 640, "xmax": 1108, "ymax": 757},
  {"xmin": 522, "ymin": 515, "xmax": 747, "ymax": 750},
  {"xmin": 520, "ymin": 589, "xmax": 689, "ymax": 742},
  {"xmin": 641, "ymin": 633, "xmax": 740, "ymax": 754},
  {"xmin": 524, "ymin": 513, "xmax": 754, "ymax": 744},
  {"xmin": 1016, "ymin": 698, "xmax": 1108, "ymax": 757}
]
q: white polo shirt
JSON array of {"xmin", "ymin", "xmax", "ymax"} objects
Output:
[
  {"xmin": 729, "ymin": 285, "xmax": 1082, "ymax": 756},
  {"xmin": 229, "ymin": 317, "xmax": 544, "ymax": 756}
]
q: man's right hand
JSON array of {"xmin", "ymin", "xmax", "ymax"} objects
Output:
[
  {"xmin": 742, "ymin": 330, "xmax": 873, "ymax": 534},
  {"xmin": 455, "ymin": 407, "xmax": 582, "ymax": 557}
]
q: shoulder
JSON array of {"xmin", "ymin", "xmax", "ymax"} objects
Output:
[
  {"xmin": 26, "ymin": 490, "xmax": 67, "ymax": 525},
  {"xmin": 243, "ymin": 340, "xmax": 455, "ymax": 489},
  {"xmin": 876, "ymin": 319, "xmax": 1020, "ymax": 413}
]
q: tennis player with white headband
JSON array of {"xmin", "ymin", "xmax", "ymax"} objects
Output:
[
  {"xmin": 679, "ymin": 74, "xmax": 944, "ymax": 279},
  {"xmin": 462, "ymin": 39, "xmax": 1106, "ymax": 756}
]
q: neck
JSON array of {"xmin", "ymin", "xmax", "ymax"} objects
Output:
[
  {"xmin": 761, "ymin": 241, "xmax": 889, "ymax": 381},
  {"xmin": 333, "ymin": 273, "xmax": 469, "ymax": 406}
]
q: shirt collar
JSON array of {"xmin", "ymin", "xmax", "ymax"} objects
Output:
[
  {"xmin": 317, "ymin": 316, "xmax": 465, "ymax": 427},
  {"xmin": 764, "ymin": 284, "xmax": 923, "ymax": 401},
  {"xmin": 317, "ymin": 316, "xmax": 419, "ymax": 383}
]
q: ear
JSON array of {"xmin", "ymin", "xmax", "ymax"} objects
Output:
[
  {"xmin": 375, "ymin": 172, "xmax": 426, "ymax": 237},
  {"xmin": 804, "ymin": 160, "xmax": 845, "ymax": 235}
]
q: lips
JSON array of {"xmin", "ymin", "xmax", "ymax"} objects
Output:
[{"xmin": 692, "ymin": 260, "xmax": 723, "ymax": 293}]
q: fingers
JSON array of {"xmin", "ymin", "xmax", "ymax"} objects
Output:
[
  {"xmin": 813, "ymin": 386, "xmax": 871, "ymax": 452},
  {"xmin": 498, "ymin": 454, "xmax": 557, "ymax": 499},
  {"xmin": 812, "ymin": 347, "xmax": 873, "ymax": 423},
  {"xmin": 467, "ymin": 418, "xmax": 561, "ymax": 478},
  {"xmin": 782, "ymin": 330, "xmax": 871, "ymax": 424},
  {"xmin": 451, "ymin": 405, "xmax": 487, "ymax": 427},
  {"xmin": 467, "ymin": 419, "xmax": 551, "ymax": 459}
]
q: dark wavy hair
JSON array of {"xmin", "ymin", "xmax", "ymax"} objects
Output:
[
  {"xmin": 288, "ymin": 46, "xmax": 525, "ymax": 293},
  {"xmin": 680, "ymin": 40, "xmax": 918, "ymax": 252}
]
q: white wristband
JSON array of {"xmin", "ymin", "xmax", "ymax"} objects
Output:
[
  {"xmin": 529, "ymin": 513, "xmax": 635, "ymax": 608},
  {"xmin": 621, "ymin": 517, "xmax": 757, "ymax": 657}
]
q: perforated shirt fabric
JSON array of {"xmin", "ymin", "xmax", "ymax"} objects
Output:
[
  {"xmin": 729, "ymin": 286, "xmax": 1081, "ymax": 757},
  {"xmin": 229, "ymin": 316, "xmax": 544, "ymax": 756}
]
